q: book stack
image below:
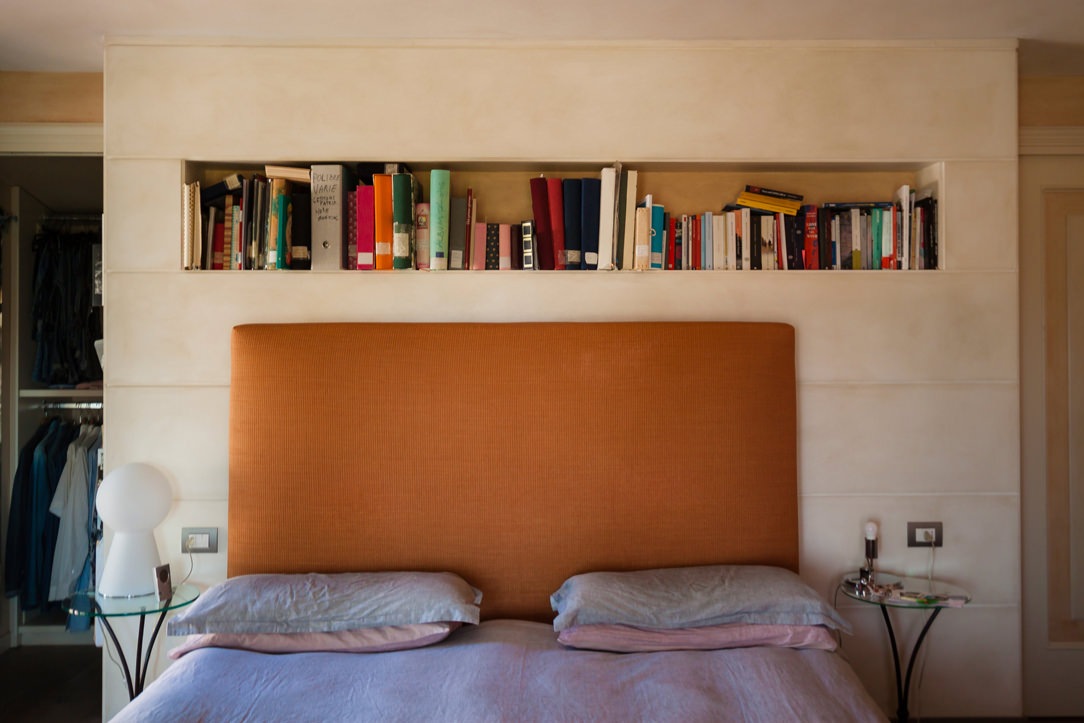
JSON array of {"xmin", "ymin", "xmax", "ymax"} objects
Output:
[{"xmin": 183, "ymin": 166, "xmax": 936, "ymax": 272}]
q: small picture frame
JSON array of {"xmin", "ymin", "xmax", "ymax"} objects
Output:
[{"xmin": 154, "ymin": 564, "xmax": 173, "ymax": 602}]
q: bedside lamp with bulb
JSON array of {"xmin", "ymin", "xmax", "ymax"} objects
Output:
[
  {"xmin": 860, "ymin": 520, "xmax": 879, "ymax": 586},
  {"xmin": 96, "ymin": 462, "xmax": 172, "ymax": 598}
]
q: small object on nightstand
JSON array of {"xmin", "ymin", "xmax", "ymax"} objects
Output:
[{"xmin": 155, "ymin": 564, "xmax": 172, "ymax": 602}]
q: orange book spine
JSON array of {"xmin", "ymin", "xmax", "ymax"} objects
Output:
[{"xmin": 373, "ymin": 174, "xmax": 393, "ymax": 270}]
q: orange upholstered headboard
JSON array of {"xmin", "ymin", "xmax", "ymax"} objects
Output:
[{"xmin": 228, "ymin": 322, "xmax": 798, "ymax": 621}]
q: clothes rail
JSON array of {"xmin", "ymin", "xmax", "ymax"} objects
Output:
[
  {"xmin": 41, "ymin": 213, "xmax": 101, "ymax": 222},
  {"xmin": 41, "ymin": 400, "xmax": 103, "ymax": 411}
]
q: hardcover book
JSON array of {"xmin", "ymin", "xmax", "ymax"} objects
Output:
[
  {"xmin": 498, "ymin": 223, "xmax": 512, "ymax": 270},
  {"xmin": 485, "ymin": 222, "xmax": 500, "ymax": 270},
  {"xmin": 429, "ymin": 170, "xmax": 451, "ymax": 270},
  {"xmin": 521, "ymin": 219, "xmax": 536, "ymax": 270},
  {"xmin": 356, "ymin": 184, "xmax": 375, "ymax": 270},
  {"xmin": 546, "ymin": 178, "xmax": 566, "ymax": 270},
  {"xmin": 463, "ymin": 188, "xmax": 477, "ymax": 270},
  {"xmin": 743, "ymin": 185, "xmax": 803, "ymax": 202},
  {"xmin": 596, "ymin": 165, "xmax": 617, "ymax": 270},
  {"xmin": 473, "ymin": 221, "xmax": 487, "ymax": 271},
  {"xmin": 268, "ymin": 177, "xmax": 291, "ymax": 269},
  {"xmin": 200, "ymin": 172, "xmax": 243, "ymax": 206},
  {"xmin": 289, "ymin": 189, "xmax": 311, "ymax": 270},
  {"xmin": 448, "ymin": 196, "xmax": 467, "ymax": 271},
  {"xmin": 562, "ymin": 178, "xmax": 583, "ymax": 269},
  {"xmin": 510, "ymin": 223, "xmax": 522, "ymax": 270},
  {"xmin": 528, "ymin": 177, "xmax": 554, "ymax": 270},
  {"xmin": 735, "ymin": 190, "xmax": 801, "ymax": 216},
  {"xmin": 579, "ymin": 176, "xmax": 601, "ymax": 270},
  {"xmin": 392, "ymin": 172, "xmax": 419, "ymax": 269},
  {"xmin": 264, "ymin": 165, "xmax": 311, "ymax": 184},
  {"xmin": 801, "ymin": 204, "xmax": 819, "ymax": 270},
  {"xmin": 372, "ymin": 173, "xmax": 393, "ymax": 270},
  {"xmin": 310, "ymin": 164, "xmax": 353, "ymax": 270},
  {"xmin": 415, "ymin": 202, "xmax": 431, "ymax": 270}
]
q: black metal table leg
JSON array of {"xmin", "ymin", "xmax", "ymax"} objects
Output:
[
  {"xmin": 136, "ymin": 606, "xmax": 172, "ymax": 695},
  {"xmin": 878, "ymin": 603, "xmax": 943, "ymax": 723},
  {"xmin": 94, "ymin": 612, "xmax": 135, "ymax": 701},
  {"xmin": 94, "ymin": 596, "xmax": 174, "ymax": 700}
]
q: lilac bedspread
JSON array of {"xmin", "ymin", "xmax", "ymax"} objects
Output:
[{"xmin": 114, "ymin": 620, "xmax": 886, "ymax": 722}]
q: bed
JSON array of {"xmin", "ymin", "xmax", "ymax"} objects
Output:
[{"xmin": 113, "ymin": 321, "xmax": 885, "ymax": 722}]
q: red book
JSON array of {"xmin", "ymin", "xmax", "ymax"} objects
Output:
[
  {"xmin": 802, "ymin": 204, "xmax": 820, "ymax": 270},
  {"xmin": 546, "ymin": 178, "xmax": 566, "ymax": 270},
  {"xmin": 211, "ymin": 221, "xmax": 225, "ymax": 270},
  {"xmin": 691, "ymin": 214, "xmax": 701, "ymax": 270},
  {"xmin": 356, "ymin": 184, "xmax": 375, "ymax": 269},
  {"xmin": 529, "ymin": 177, "xmax": 554, "ymax": 270}
]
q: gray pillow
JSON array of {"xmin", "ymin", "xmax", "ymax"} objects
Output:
[
  {"xmin": 550, "ymin": 564, "xmax": 850, "ymax": 634},
  {"xmin": 168, "ymin": 571, "xmax": 482, "ymax": 635}
]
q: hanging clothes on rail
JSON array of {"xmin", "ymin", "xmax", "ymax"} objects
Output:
[
  {"xmin": 31, "ymin": 222, "xmax": 103, "ymax": 386},
  {"xmin": 3, "ymin": 419, "xmax": 53, "ymax": 601},
  {"xmin": 4, "ymin": 416, "xmax": 100, "ymax": 618},
  {"xmin": 49, "ymin": 422, "xmax": 101, "ymax": 601}
]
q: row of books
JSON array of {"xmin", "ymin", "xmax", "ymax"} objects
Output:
[{"xmin": 181, "ymin": 163, "xmax": 938, "ymax": 272}]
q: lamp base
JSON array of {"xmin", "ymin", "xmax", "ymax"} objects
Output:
[{"xmin": 99, "ymin": 531, "xmax": 162, "ymax": 598}]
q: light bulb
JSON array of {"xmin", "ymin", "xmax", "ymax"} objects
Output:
[{"xmin": 864, "ymin": 520, "xmax": 879, "ymax": 541}]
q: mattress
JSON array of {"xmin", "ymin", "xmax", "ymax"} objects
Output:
[{"xmin": 115, "ymin": 620, "xmax": 886, "ymax": 722}]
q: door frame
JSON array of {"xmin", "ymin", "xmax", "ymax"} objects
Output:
[
  {"xmin": 0, "ymin": 121, "xmax": 102, "ymax": 652},
  {"xmin": 1019, "ymin": 126, "xmax": 1084, "ymax": 716}
]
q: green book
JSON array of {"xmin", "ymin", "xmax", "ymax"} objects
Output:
[
  {"xmin": 392, "ymin": 172, "xmax": 419, "ymax": 269},
  {"xmin": 429, "ymin": 169, "xmax": 451, "ymax": 270}
]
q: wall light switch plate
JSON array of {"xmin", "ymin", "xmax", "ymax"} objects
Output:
[
  {"xmin": 907, "ymin": 521, "xmax": 943, "ymax": 548},
  {"xmin": 181, "ymin": 526, "xmax": 219, "ymax": 553}
]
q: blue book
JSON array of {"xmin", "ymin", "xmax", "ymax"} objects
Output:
[
  {"xmin": 562, "ymin": 178, "xmax": 582, "ymax": 269},
  {"xmin": 650, "ymin": 203, "xmax": 666, "ymax": 269},
  {"xmin": 580, "ymin": 177, "xmax": 601, "ymax": 270}
]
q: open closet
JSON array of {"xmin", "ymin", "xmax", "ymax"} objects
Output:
[{"xmin": 1, "ymin": 154, "xmax": 103, "ymax": 649}]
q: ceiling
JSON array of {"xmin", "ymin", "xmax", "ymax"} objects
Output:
[{"xmin": 2, "ymin": 0, "xmax": 1084, "ymax": 76}]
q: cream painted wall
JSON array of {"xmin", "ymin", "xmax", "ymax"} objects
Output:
[{"xmin": 102, "ymin": 40, "xmax": 1018, "ymax": 720}]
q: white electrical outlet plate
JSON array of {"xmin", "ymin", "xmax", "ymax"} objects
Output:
[
  {"xmin": 906, "ymin": 521, "xmax": 943, "ymax": 548},
  {"xmin": 181, "ymin": 526, "xmax": 219, "ymax": 553}
]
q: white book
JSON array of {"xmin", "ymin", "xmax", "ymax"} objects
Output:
[
  {"xmin": 712, "ymin": 213, "xmax": 726, "ymax": 270},
  {"xmin": 596, "ymin": 164, "xmax": 618, "ymax": 271},
  {"xmin": 760, "ymin": 214, "xmax": 775, "ymax": 270},
  {"xmin": 896, "ymin": 184, "xmax": 911, "ymax": 270},
  {"xmin": 633, "ymin": 206, "xmax": 651, "ymax": 270},
  {"xmin": 726, "ymin": 211, "xmax": 737, "ymax": 271},
  {"xmin": 739, "ymin": 208, "xmax": 751, "ymax": 271},
  {"xmin": 310, "ymin": 164, "xmax": 346, "ymax": 270}
]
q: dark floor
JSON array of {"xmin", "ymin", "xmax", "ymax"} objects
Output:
[{"xmin": 0, "ymin": 645, "xmax": 101, "ymax": 722}]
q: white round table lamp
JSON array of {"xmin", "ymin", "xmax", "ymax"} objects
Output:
[{"xmin": 96, "ymin": 463, "xmax": 172, "ymax": 598}]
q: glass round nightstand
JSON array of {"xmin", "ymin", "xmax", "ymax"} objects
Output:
[
  {"xmin": 68, "ymin": 583, "xmax": 199, "ymax": 699},
  {"xmin": 839, "ymin": 572, "xmax": 970, "ymax": 723}
]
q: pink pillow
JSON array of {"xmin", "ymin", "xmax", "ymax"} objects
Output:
[
  {"xmin": 557, "ymin": 622, "xmax": 838, "ymax": 653},
  {"xmin": 169, "ymin": 621, "xmax": 459, "ymax": 659}
]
